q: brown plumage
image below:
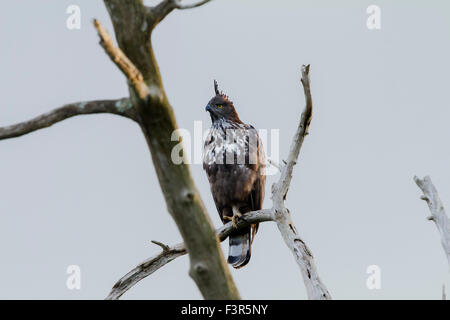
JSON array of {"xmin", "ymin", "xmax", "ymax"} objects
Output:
[{"xmin": 203, "ymin": 80, "xmax": 266, "ymax": 268}]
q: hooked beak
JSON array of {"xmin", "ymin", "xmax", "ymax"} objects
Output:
[{"xmin": 205, "ymin": 104, "xmax": 212, "ymax": 112}]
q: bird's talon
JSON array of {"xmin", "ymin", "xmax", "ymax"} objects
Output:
[
  {"xmin": 232, "ymin": 216, "xmax": 238, "ymax": 228},
  {"xmin": 224, "ymin": 213, "xmax": 245, "ymax": 228}
]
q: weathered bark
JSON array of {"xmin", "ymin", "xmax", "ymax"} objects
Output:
[{"xmin": 101, "ymin": 0, "xmax": 240, "ymax": 299}]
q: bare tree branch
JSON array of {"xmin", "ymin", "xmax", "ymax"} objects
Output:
[
  {"xmin": 106, "ymin": 209, "xmax": 274, "ymax": 300},
  {"xmin": 2, "ymin": 0, "xmax": 329, "ymax": 301},
  {"xmin": 270, "ymin": 65, "xmax": 330, "ymax": 300},
  {"xmin": 217, "ymin": 209, "xmax": 274, "ymax": 241},
  {"xmin": 414, "ymin": 176, "xmax": 450, "ymax": 268},
  {"xmin": 106, "ymin": 242, "xmax": 186, "ymax": 300},
  {"xmin": 272, "ymin": 64, "xmax": 312, "ymax": 207},
  {"xmin": 0, "ymin": 98, "xmax": 136, "ymax": 141},
  {"xmin": 93, "ymin": 19, "xmax": 150, "ymax": 100},
  {"xmin": 107, "ymin": 65, "xmax": 331, "ymax": 300}
]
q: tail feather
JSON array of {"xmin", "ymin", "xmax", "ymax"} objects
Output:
[{"xmin": 228, "ymin": 230, "xmax": 251, "ymax": 269}]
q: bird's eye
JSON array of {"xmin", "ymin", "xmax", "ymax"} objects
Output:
[{"xmin": 217, "ymin": 104, "xmax": 223, "ymax": 109}]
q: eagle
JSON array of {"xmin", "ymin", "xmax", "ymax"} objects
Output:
[{"xmin": 203, "ymin": 80, "xmax": 266, "ymax": 269}]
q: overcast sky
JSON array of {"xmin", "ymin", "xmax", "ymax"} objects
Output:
[{"xmin": 0, "ymin": 0, "xmax": 449, "ymax": 299}]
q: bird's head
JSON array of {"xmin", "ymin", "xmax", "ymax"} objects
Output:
[{"xmin": 205, "ymin": 80, "xmax": 241, "ymax": 123}]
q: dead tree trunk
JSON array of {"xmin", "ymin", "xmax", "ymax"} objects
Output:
[
  {"xmin": 0, "ymin": 1, "xmax": 331, "ymax": 300},
  {"xmin": 98, "ymin": 0, "xmax": 240, "ymax": 300}
]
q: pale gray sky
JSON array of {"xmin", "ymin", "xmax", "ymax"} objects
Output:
[{"xmin": 0, "ymin": 0, "xmax": 449, "ymax": 299}]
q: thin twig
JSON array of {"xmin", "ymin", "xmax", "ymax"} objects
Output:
[{"xmin": 272, "ymin": 65, "xmax": 313, "ymax": 206}]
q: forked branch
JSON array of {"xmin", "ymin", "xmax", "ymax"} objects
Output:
[
  {"xmin": 0, "ymin": 98, "xmax": 136, "ymax": 140},
  {"xmin": 103, "ymin": 0, "xmax": 241, "ymax": 300},
  {"xmin": 106, "ymin": 209, "xmax": 274, "ymax": 300}
]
